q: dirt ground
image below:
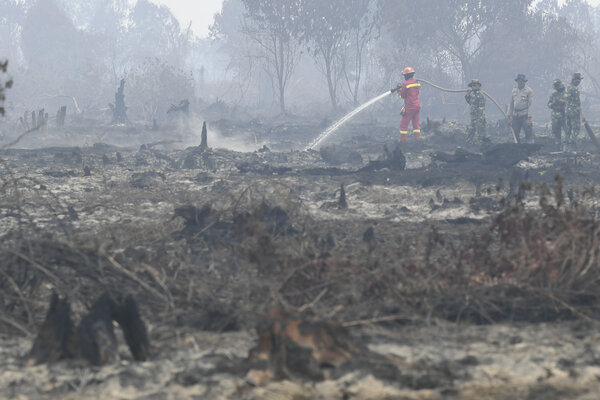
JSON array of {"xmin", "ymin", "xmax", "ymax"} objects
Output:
[{"xmin": 2, "ymin": 118, "xmax": 600, "ymax": 399}]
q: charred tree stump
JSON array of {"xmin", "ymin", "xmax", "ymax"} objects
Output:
[
  {"xmin": 114, "ymin": 295, "xmax": 150, "ymax": 361},
  {"xmin": 109, "ymin": 79, "xmax": 129, "ymax": 124},
  {"xmin": 200, "ymin": 121, "xmax": 208, "ymax": 150},
  {"xmin": 338, "ymin": 183, "xmax": 348, "ymax": 209},
  {"xmin": 77, "ymin": 293, "xmax": 119, "ymax": 366},
  {"xmin": 42, "ymin": 110, "xmax": 48, "ymax": 132},
  {"xmin": 28, "ymin": 292, "xmax": 151, "ymax": 366},
  {"xmin": 27, "ymin": 293, "xmax": 77, "ymax": 366},
  {"xmin": 56, "ymin": 106, "xmax": 67, "ymax": 129},
  {"xmin": 19, "ymin": 111, "xmax": 30, "ymax": 130}
]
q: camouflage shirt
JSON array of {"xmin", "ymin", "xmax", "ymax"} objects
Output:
[
  {"xmin": 566, "ymin": 84, "xmax": 581, "ymax": 115},
  {"xmin": 465, "ymin": 89, "xmax": 485, "ymax": 119},
  {"xmin": 547, "ymin": 90, "xmax": 566, "ymax": 119}
]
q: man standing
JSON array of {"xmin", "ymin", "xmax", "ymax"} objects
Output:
[
  {"xmin": 464, "ymin": 79, "xmax": 488, "ymax": 143},
  {"xmin": 508, "ymin": 74, "xmax": 534, "ymax": 143},
  {"xmin": 398, "ymin": 67, "xmax": 421, "ymax": 142},
  {"xmin": 547, "ymin": 79, "xmax": 567, "ymax": 148},
  {"xmin": 566, "ymin": 72, "xmax": 584, "ymax": 149}
]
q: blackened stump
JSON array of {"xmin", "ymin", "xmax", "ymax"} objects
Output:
[{"xmin": 27, "ymin": 292, "xmax": 77, "ymax": 365}]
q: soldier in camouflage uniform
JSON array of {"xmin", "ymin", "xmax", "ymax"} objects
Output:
[
  {"xmin": 547, "ymin": 79, "xmax": 567, "ymax": 147},
  {"xmin": 464, "ymin": 79, "xmax": 488, "ymax": 143},
  {"xmin": 566, "ymin": 72, "xmax": 583, "ymax": 147}
]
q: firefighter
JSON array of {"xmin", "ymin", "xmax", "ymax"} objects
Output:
[{"xmin": 398, "ymin": 67, "xmax": 421, "ymax": 142}]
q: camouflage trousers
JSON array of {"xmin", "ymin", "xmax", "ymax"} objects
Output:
[
  {"xmin": 551, "ymin": 116, "xmax": 567, "ymax": 144},
  {"xmin": 566, "ymin": 112, "xmax": 581, "ymax": 141},
  {"xmin": 467, "ymin": 117, "xmax": 487, "ymax": 143}
]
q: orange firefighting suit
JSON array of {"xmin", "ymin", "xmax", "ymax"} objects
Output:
[{"xmin": 399, "ymin": 78, "xmax": 421, "ymax": 141}]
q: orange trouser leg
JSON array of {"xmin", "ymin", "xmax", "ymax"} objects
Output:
[
  {"xmin": 412, "ymin": 108, "xmax": 421, "ymax": 140},
  {"xmin": 401, "ymin": 108, "xmax": 421, "ymax": 141}
]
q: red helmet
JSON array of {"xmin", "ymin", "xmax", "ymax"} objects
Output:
[{"xmin": 402, "ymin": 67, "xmax": 415, "ymax": 75}]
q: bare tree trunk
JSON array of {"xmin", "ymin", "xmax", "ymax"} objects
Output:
[
  {"xmin": 277, "ymin": 41, "xmax": 287, "ymax": 115},
  {"xmin": 324, "ymin": 53, "xmax": 338, "ymax": 114},
  {"xmin": 279, "ymin": 84, "xmax": 286, "ymax": 115}
]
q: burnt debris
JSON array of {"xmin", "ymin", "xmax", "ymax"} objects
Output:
[
  {"xmin": 432, "ymin": 143, "xmax": 541, "ymax": 168},
  {"xmin": 319, "ymin": 145, "xmax": 363, "ymax": 166},
  {"xmin": 173, "ymin": 204, "xmax": 212, "ymax": 234},
  {"xmin": 359, "ymin": 145, "xmax": 406, "ymax": 172}
]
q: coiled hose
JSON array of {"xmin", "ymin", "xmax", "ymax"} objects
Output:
[{"xmin": 416, "ymin": 78, "xmax": 518, "ymax": 143}]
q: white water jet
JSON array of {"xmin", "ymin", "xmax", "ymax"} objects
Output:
[{"xmin": 305, "ymin": 91, "xmax": 393, "ymax": 150}]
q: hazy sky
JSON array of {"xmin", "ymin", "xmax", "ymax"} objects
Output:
[
  {"xmin": 153, "ymin": 0, "xmax": 224, "ymax": 37},
  {"xmin": 153, "ymin": 0, "xmax": 600, "ymax": 38}
]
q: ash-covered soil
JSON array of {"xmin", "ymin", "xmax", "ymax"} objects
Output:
[{"xmin": 2, "ymin": 119, "xmax": 600, "ymax": 399}]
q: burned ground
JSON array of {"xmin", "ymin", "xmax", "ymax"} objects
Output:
[{"xmin": 1, "ymin": 120, "xmax": 600, "ymax": 399}]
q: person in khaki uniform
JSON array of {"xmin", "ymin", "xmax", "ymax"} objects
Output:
[{"xmin": 508, "ymin": 74, "xmax": 534, "ymax": 143}]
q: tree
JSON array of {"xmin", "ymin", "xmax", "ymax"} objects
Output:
[
  {"xmin": 478, "ymin": 5, "xmax": 578, "ymax": 96},
  {"xmin": 380, "ymin": 0, "xmax": 533, "ymax": 86},
  {"xmin": 0, "ymin": 60, "xmax": 13, "ymax": 116},
  {"xmin": 300, "ymin": 0, "xmax": 358, "ymax": 113},
  {"xmin": 0, "ymin": 0, "xmax": 26, "ymax": 65},
  {"xmin": 88, "ymin": 0, "xmax": 131, "ymax": 84},
  {"xmin": 127, "ymin": 0, "xmax": 189, "ymax": 69},
  {"xmin": 20, "ymin": 0, "xmax": 83, "ymax": 72},
  {"xmin": 240, "ymin": 0, "xmax": 303, "ymax": 114},
  {"xmin": 210, "ymin": 0, "xmax": 267, "ymax": 107},
  {"xmin": 126, "ymin": 58, "xmax": 195, "ymax": 123},
  {"xmin": 340, "ymin": 0, "xmax": 378, "ymax": 106},
  {"xmin": 551, "ymin": 0, "xmax": 600, "ymax": 99}
]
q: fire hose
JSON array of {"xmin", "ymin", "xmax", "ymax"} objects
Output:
[{"xmin": 393, "ymin": 79, "xmax": 518, "ymax": 143}]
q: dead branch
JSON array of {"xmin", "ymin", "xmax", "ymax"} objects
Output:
[
  {"xmin": 101, "ymin": 252, "xmax": 168, "ymax": 302},
  {"xmin": 0, "ymin": 313, "xmax": 32, "ymax": 336}
]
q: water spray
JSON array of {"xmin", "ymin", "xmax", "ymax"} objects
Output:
[
  {"xmin": 305, "ymin": 79, "xmax": 517, "ymax": 150},
  {"xmin": 305, "ymin": 91, "xmax": 393, "ymax": 150}
]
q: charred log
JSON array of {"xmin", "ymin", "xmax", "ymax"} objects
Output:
[{"xmin": 359, "ymin": 145, "xmax": 406, "ymax": 172}]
